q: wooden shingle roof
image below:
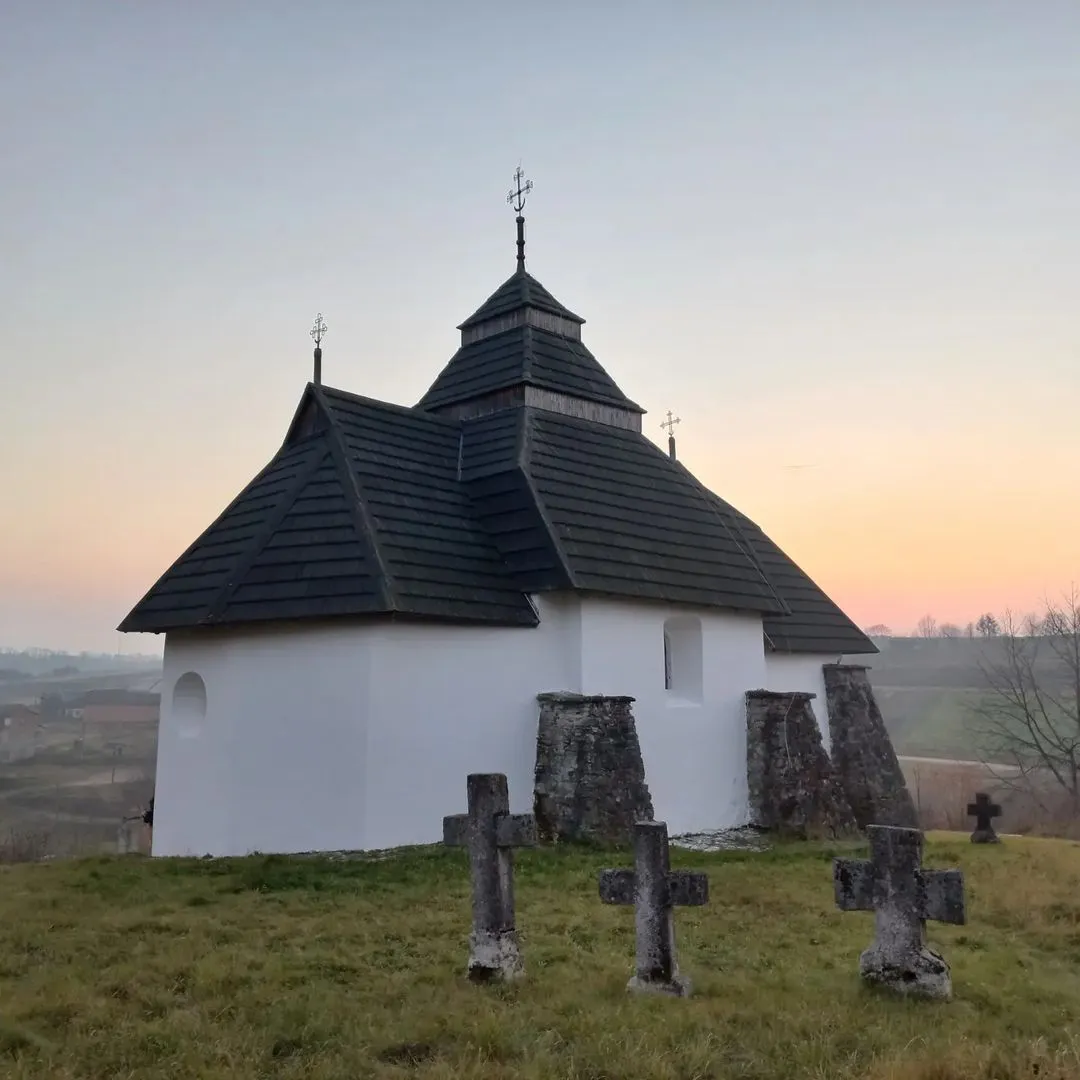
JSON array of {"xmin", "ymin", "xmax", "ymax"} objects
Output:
[
  {"xmin": 457, "ymin": 268, "xmax": 584, "ymax": 329},
  {"xmin": 418, "ymin": 324, "xmax": 641, "ymax": 413},
  {"xmin": 119, "ymin": 387, "xmax": 539, "ymax": 632},
  {"xmin": 121, "ymin": 260, "xmax": 875, "ymax": 654}
]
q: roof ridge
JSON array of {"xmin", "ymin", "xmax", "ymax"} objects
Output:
[
  {"xmin": 117, "ymin": 453, "xmax": 287, "ymax": 632},
  {"xmin": 201, "ymin": 442, "xmax": 331, "ymax": 624},
  {"xmin": 521, "ymin": 323, "xmax": 535, "ymax": 383},
  {"xmin": 313, "ymin": 385, "xmax": 399, "ymax": 614},
  {"xmin": 519, "ymin": 409, "xmax": 577, "ymax": 587},
  {"xmin": 662, "ymin": 451, "xmax": 790, "ymax": 616},
  {"xmin": 319, "ymin": 383, "xmax": 461, "ymax": 428}
]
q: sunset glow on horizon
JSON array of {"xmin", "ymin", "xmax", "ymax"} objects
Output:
[{"xmin": 2, "ymin": 3, "xmax": 1077, "ymax": 654}]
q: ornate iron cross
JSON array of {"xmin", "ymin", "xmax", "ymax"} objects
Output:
[{"xmin": 507, "ymin": 165, "xmax": 533, "ymax": 214}]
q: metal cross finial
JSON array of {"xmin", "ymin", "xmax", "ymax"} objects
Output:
[
  {"xmin": 507, "ymin": 164, "xmax": 533, "ymax": 214},
  {"xmin": 660, "ymin": 411, "xmax": 681, "ymax": 437},
  {"xmin": 310, "ymin": 313, "xmax": 328, "ymax": 348}
]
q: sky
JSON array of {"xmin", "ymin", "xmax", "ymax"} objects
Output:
[{"xmin": 1, "ymin": 2, "xmax": 1077, "ymax": 654}]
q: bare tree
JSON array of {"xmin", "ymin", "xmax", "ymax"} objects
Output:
[
  {"xmin": 976, "ymin": 612, "xmax": 1000, "ymax": 638},
  {"xmin": 971, "ymin": 589, "xmax": 1080, "ymax": 814},
  {"xmin": 864, "ymin": 623, "xmax": 892, "ymax": 638},
  {"xmin": 940, "ymin": 623, "xmax": 962, "ymax": 638},
  {"xmin": 917, "ymin": 614, "xmax": 939, "ymax": 638}
]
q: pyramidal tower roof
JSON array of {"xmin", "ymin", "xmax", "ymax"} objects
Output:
[
  {"xmin": 417, "ymin": 168, "xmax": 642, "ymax": 422},
  {"xmin": 119, "ymin": 169, "xmax": 876, "ymax": 658},
  {"xmin": 456, "ymin": 267, "xmax": 584, "ymax": 330}
]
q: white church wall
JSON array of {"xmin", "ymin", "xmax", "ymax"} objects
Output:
[
  {"xmin": 156, "ymin": 625, "xmax": 371, "ymax": 857},
  {"xmin": 764, "ymin": 653, "xmax": 835, "ymax": 753},
  {"xmin": 364, "ymin": 594, "xmax": 579, "ymax": 850},
  {"xmin": 577, "ymin": 598, "xmax": 767, "ymax": 835}
]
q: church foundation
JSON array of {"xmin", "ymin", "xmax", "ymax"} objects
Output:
[{"xmin": 533, "ymin": 692, "xmax": 653, "ymax": 845}]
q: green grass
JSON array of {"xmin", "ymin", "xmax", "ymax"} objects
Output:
[{"xmin": 2, "ymin": 835, "xmax": 1080, "ymax": 1079}]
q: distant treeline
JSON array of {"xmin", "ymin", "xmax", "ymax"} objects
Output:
[{"xmin": 0, "ymin": 650, "xmax": 161, "ymax": 680}]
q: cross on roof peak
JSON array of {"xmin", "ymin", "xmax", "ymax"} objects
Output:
[
  {"xmin": 310, "ymin": 312, "xmax": 328, "ymax": 385},
  {"xmin": 507, "ymin": 165, "xmax": 534, "ymax": 272},
  {"xmin": 507, "ymin": 164, "xmax": 532, "ymax": 214},
  {"xmin": 661, "ymin": 411, "xmax": 681, "ymax": 462}
]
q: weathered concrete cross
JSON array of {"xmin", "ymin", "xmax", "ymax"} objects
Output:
[
  {"xmin": 599, "ymin": 820, "xmax": 708, "ymax": 996},
  {"xmin": 967, "ymin": 791, "xmax": 1002, "ymax": 844},
  {"xmin": 443, "ymin": 773, "xmax": 536, "ymax": 982},
  {"xmin": 834, "ymin": 824, "xmax": 965, "ymax": 1000}
]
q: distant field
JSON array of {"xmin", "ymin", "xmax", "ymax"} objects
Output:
[
  {"xmin": 874, "ymin": 685, "xmax": 993, "ymax": 759},
  {"xmin": 0, "ymin": 719, "xmax": 156, "ymax": 859}
]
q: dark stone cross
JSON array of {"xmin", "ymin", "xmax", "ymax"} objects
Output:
[
  {"xmin": 443, "ymin": 773, "xmax": 536, "ymax": 982},
  {"xmin": 967, "ymin": 791, "xmax": 1002, "ymax": 844},
  {"xmin": 599, "ymin": 820, "xmax": 708, "ymax": 996},
  {"xmin": 834, "ymin": 824, "xmax": 965, "ymax": 1000}
]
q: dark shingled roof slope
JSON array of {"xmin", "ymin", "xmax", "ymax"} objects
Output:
[
  {"xmin": 418, "ymin": 325, "xmax": 641, "ymax": 412},
  {"xmin": 730, "ymin": 510, "xmax": 877, "ymax": 656},
  {"xmin": 458, "ymin": 409, "xmax": 788, "ymax": 615},
  {"xmin": 121, "ymin": 263, "xmax": 874, "ymax": 653},
  {"xmin": 457, "ymin": 268, "xmax": 583, "ymax": 329},
  {"xmin": 119, "ymin": 386, "xmax": 538, "ymax": 633}
]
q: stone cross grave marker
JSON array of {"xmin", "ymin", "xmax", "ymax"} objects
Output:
[
  {"xmin": 443, "ymin": 773, "xmax": 536, "ymax": 982},
  {"xmin": 834, "ymin": 824, "xmax": 965, "ymax": 1000},
  {"xmin": 967, "ymin": 792, "xmax": 1002, "ymax": 844},
  {"xmin": 599, "ymin": 820, "xmax": 708, "ymax": 996}
]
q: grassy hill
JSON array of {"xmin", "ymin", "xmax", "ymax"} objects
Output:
[{"xmin": 2, "ymin": 836, "xmax": 1079, "ymax": 1079}]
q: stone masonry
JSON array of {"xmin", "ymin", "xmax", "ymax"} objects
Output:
[
  {"xmin": 746, "ymin": 690, "xmax": 857, "ymax": 838},
  {"xmin": 825, "ymin": 665, "xmax": 918, "ymax": 829},
  {"xmin": 533, "ymin": 692, "xmax": 654, "ymax": 845}
]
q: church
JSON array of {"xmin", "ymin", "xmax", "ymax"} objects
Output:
[{"xmin": 120, "ymin": 174, "xmax": 877, "ymax": 857}]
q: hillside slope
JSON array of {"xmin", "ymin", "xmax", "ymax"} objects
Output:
[{"xmin": 1, "ymin": 837, "xmax": 1079, "ymax": 1078}]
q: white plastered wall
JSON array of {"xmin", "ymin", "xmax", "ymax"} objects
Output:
[
  {"xmin": 157, "ymin": 624, "xmax": 373, "ymax": 857},
  {"xmin": 362, "ymin": 595, "xmax": 578, "ymax": 850},
  {"xmin": 155, "ymin": 594, "xmax": 773, "ymax": 856},
  {"xmin": 578, "ymin": 597, "xmax": 767, "ymax": 834},
  {"xmin": 763, "ymin": 653, "xmax": 837, "ymax": 753},
  {"xmin": 155, "ymin": 595, "xmax": 580, "ymax": 857}
]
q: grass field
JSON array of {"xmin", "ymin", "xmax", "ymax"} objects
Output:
[{"xmin": 2, "ymin": 836, "xmax": 1080, "ymax": 1079}]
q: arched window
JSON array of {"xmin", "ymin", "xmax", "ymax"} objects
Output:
[
  {"xmin": 662, "ymin": 617, "xmax": 703, "ymax": 703},
  {"xmin": 172, "ymin": 672, "xmax": 207, "ymax": 738}
]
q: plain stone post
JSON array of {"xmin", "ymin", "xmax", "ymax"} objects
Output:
[
  {"xmin": 834, "ymin": 824, "xmax": 965, "ymax": 1000},
  {"xmin": 443, "ymin": 773, "xmax": 536, "ymax": 982},
  {"xmin": 599, "ymin": 820, "xmax": 708, "ymax": 996}
]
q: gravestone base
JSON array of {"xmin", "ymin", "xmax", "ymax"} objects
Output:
[
  {"xmin": 859, "ymin": 944, "xmax": 952, "ymax": 1001},
  {"xmin": 627, "ymin": 972, "xmax": 692, "ymax": 998},
  {"xmin": 970, "ymin": 828, "xmax": 1001, "ymax": 845},
  {"xmin": 467, "ymin": 929, "xmax": 525, "ymax": 983}
]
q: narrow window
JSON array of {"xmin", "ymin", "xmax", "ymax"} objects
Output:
[
  {"xmin": 662, "ymin": 617, "xmax": 704, "ymax": 702},
  {"xmin": 173, "ymin": 672, "xmax": 207, "ymax": 737}
]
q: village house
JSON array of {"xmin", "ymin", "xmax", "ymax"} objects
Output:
[
  {"xmin": 76, "ymin": 689, "xmax": 160, "ymax": 726},
  {"xmin": 120, "ymin": 179, "xmax": 876, "ymax": 858},
  {"xmin": 0, "ymin": 704, "xmax": 42, "ymax": 763}
]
